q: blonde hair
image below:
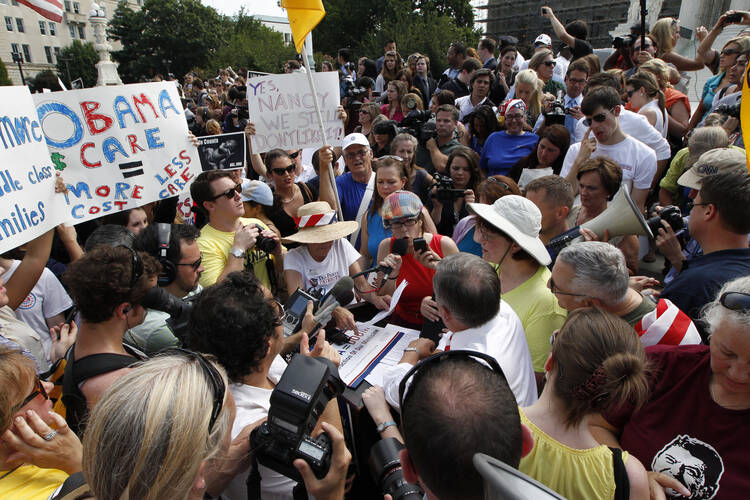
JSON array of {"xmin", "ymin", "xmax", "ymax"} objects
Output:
[
  {"xmin": 723, "ymin": 36, "xmax": 750, "ymax": 56},
  {"xmin": 650, "ymin": 18, "xmax": 676, "ymax": 56},
  {"xmin": 83, "ymin": 353, "xmax": 232, "ymax": 500},
  {"xmin": 514, "ymin": 69, "xmax": 543, "ymax": 121},
  {"xmin": 639, "ymin": 58, "xmax": 671, "ymax": 89},
  {"xmin": 205, "ymin": 119, "xmax": 222, "ymax": 135},
  {"xmin": 528, "ymin": 49, "xmax": 554, "ymax": 71},
  {"xmin": 0, "ymin": 347, "xmax": 36, "ymax": 433}
]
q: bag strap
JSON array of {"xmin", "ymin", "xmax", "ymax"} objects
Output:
[
  {"xmin": 609, "ymin": 447, "xmax": 630, "ymax": 500},
  {"xmin": 349, "ymin": 173, "xmax": 376, "ymax": 246},
  {"xmin": 51, "ymin": 471, "xmax": 93, "ymax": 500},
  {"xmin": 299, "ymin": 181, "xmax": 313, "ymax": 203}
]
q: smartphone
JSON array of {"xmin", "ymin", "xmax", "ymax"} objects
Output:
[
  {"xmin": 726, "ymin": 12, "xmax": 743, "ymax": 23},
  {"xmin": 413, "ymin": 237, "xmax": 428, "ymax": 253},
  {"xmin": 679, "ymin": 25, "xmax": 693, "ymax": 40}
]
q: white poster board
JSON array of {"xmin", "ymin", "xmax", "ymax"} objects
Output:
[
  {"xmin": 246, "ymin": 72, "xmax": 344, "ymax": 153},
  {"xmin": 0, "ymin": 86, "xmax": 69, "ymax": 253},
  {"xmin": 32, "ymin": 82, "xmax": 201, "ymax": 223}
]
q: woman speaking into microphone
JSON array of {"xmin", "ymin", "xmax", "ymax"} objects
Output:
[{"xmin": 375, "ymin": 191, "xmax": 459, "ymax": 329}]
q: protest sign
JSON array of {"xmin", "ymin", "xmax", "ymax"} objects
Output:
[
  {"xmin": 246, "ymin": 72, "xmax": 343, "ymax": 153},
  {"xmin": 196, "ymin": 132, "xmax": 245, "ymax": 171},
  {"xmin": 32, "ymin": 82, "xmax": 201, "ymax": 223},
  {"xmin": 0, "ymin": 86, "xmax": 69, "ymax": 253}
]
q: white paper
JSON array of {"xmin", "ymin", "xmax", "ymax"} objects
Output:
[
  {"xmin": 364, "ymin": 279, "xmax": 408, "ymax": 326},
  {"xmin": 363, "ymin": 324, "xmax": 420, "ymax": 387}
]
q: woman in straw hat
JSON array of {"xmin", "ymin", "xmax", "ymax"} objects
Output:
[
  {"xmin": 283, "ymin": 202, "xmax": 389, "ymax": 332},
  {"xmin": 376, "ymin": 191, "xmax": 459, "ymax": 329}
]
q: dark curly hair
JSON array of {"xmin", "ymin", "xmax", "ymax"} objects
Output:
[
  {"xmin": 185, "ymin": 271, "xmax": 277, "ymax": 382},
  {"xmin": 64, "ymin": 246, "xmax": 161, "ymax": 323}
]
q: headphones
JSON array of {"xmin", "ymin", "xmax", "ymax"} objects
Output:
[{"xmin": 156, "ymin": 223, "xmax": 176, "ymax": 286}]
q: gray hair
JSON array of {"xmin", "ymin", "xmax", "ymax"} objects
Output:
[
  {"xmin": 557, "ymin": 242, "xmax": 629, "ymax": 304},
  {"xmin": 434, "ymin": 253, "xmax": 500, "ymax": 328},
  {"xmin": 391, "ymin": 132, "xmax": 417, "ymax": 151},
  {"xmin": 703, "ymin": 275, "xmax": 750, "ymax": 335}
]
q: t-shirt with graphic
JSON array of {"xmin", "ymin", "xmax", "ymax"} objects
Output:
[
  {"xmin": 606, "ymin": 345, "xmax": 750, "ymax": 499},
  {"xmin": 283, "ymin": 239, "xmax": 360, "ymax": 298},
  {"xmin": 2, "ymin": 260, "xmax": 72, "ymax": 363},
  {"xmin": 197, "ymin": 217, "xmax": 274, "ymax": 291}
]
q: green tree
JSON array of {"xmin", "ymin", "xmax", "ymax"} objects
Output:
[
  {"xmin": 0, "ymin": 59, "xmax": 11, "ymax": 86},
  {"xmin": 213, "ymin": 12, "xmax": 296, "ymax": 73},
  {"xmin": 108, "ymin": 0, "xmax": 229, "ymax": 82},
  {"xmin": 56, "ymin": 40, "xmax": 98, "ymax": 88},
  {"xmin": 30, "ymin": 70, "xmax": 63, "ymax": 92}
]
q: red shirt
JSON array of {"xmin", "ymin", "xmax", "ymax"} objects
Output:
[
  {"xmin": 607, "ymin": 345, "xmax": 750, "ymax": 499},
  {"xmin": 391, "ymin": 234, "xmax": 444, "ymax": 327}
]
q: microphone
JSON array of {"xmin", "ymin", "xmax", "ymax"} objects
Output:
[
  {"xmin": 356, "ymin": 238, "xmax": 410, "ymax": 280},
  {"xmin": 310, "ymin": 276, "xmax": 356, "ymax": 337}
]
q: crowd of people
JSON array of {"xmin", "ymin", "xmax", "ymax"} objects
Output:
[{"xmin": 2, "ymin": 5, "xmax": 750, "ymax": 500}]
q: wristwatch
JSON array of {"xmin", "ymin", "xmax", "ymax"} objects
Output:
[
  {"xmin": 229, "ymin": 247, "xmax": 245, "ymax": 259},
  {"xmin": 376, "ymin": 420, "xmax": 398, "ymax": 433}
]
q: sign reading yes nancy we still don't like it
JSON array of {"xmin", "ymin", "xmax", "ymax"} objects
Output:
[
  {"xmin": 0, "ymin": 86, "xmax": 68, "ymax": 254},
  {"xmin": 33, "ymin": 82, "xmax": 201, "ymax": 223},
  {"xmin": 247, "ymin": 72, "xmax": 344, "ymax": 153}
]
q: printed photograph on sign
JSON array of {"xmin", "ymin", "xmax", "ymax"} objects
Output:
[
  {"xmin": 196, "ymin": 132, "xmax": 246, "ymax": 171},
  {"xmin": 32, "ymin": 81, "xmax": 202, "ymax": 224},
  {"xmin": 246, "ymin": 72, "xmax": 344, "ymax": 153},
  {"xmin": 0, "ymin": 86, "xmax": 69, "ymax": 253}
]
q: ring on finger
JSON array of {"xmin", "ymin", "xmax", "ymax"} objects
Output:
[{"xmin": 41, "ymin": 430, "xmax": 57, "ymax": 441}]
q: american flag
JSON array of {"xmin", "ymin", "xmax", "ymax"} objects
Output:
[{"xmin": 17, "ymin": 0, "xmax": 63, "ymax": 23}]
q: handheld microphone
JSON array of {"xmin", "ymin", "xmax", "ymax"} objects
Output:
[
  {"xmin": 353, "ymin": 238, "xmax": 410, "ymax": 287},
  {"xmin": 309, "ymin": 276, "xmax": 356, "ymax": 338}
]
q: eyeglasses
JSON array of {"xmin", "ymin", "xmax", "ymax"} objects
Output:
[
  {"xmin": 209, "ymin": 183, "xmax": 241, "ymax": 201},
  {"xmin": 722, "ymin": 48, "xmax": 741, "ymax": 56},
  {"xmin": 689, "ymin": 201, "xmax": 710, "ymax": 211},
  {"xmin": 567, "ymin": 77, "xmax": 587, "ymax": 85},
  {"xmin": 344, "ymin": 149, "xmax": 368, "ymax": 160},
  {"xmin": 487, "ymin": 177, "xmax": 512, "ymax": 191},
  {"xmin": 12, "ymin": 377, "xmax": 49, "ymax": 413},
  {"xmin": 272, "ymin": 164, "xmax": 296, "ymax": 176},
  {"xmin": 583, "ymin": 107, "xmax": 616, "ymax": 127},
  {"xmin": 505, "ymin": 113, "xmax": 525, "ymax": 121},
  {"xmin": 271, "ymin": 299, "xmax": 286, "ymax": 326},
  {"xmin": 720, "ymin": 292, "xmax": 750, "ymax": 311},
  {"xmin": 549, "ymin": 277, "xmax": 587, "ymax": 297},
  {"xmin": 635, "ymin": 43, "xmax": 652, "ymax": 50},
  {"xmin": 543, "ymin": 60, "xmax": 557, "ymax": 67},
  {"xmin": 164, "ymin": 348, "xmax": 226, "ymax": 432},
  {"xmin": 288, "ymin": 150, "xmax": 301, "ymax": 160},
  {"xmin": 177, "ymin": 255, "xmax": 202, "ymax": 271},
  {"xmin": 383, "ymin": 216, "xmax": 419, "ymax": 230}
]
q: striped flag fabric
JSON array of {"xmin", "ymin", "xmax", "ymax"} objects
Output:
[
  {"xmin": 635, "ymin": 298, "xmax": 702, "ymax": 347},
  {"xmin": 17, "ymin": 0, "xmax": 63, "ymax": 23}
]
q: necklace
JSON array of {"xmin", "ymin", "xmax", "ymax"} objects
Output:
[{"xmin": 279, "ymin": 185, "xmax": 298, "ymax": 204}]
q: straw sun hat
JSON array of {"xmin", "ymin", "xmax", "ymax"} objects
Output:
[{"xmin": 282, "ymin": 201, "xmax": 359, "ymax": 244}]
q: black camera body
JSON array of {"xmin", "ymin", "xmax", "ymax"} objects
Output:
[
  {"xmin": 253, "ymin": 224, "xmax": 277, "ymax": 254},
  {"xmin": 431, "ymin": 172, "xmax": 465, "ymax": 202},
  {"xmin": 369, "ymin": 438, "xmax": 423, "ymax": 500},
  {"xmin": 612, "ymin": 35, "xmax": 633, "ymax": 49},
  {"xmin": 140, "ymin": 286, "xmax": 197, "ymax": 342},
  {"xmin": 250, "ymin": 355, "xmax": 345, "ymax": 483},
  {"xmin": 400, "ymin": 110, "xmax": 437, "ymax": 144},
  {"xmin": 714, "ymin": 102, "xmax": 741, "ymax": 119},
  {"xmin": 646, "ymin": 205, "xmax": 685, "ymax": 235},
  {"xmin": 543, "ymin": 90, "xmax": 567, "ymax": 126}
]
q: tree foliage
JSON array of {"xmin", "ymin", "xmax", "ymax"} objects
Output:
[
  {"xmin": 30, "ymin": 70, "xmax": 63, "ymax": 92},
  {"xmin": 314, "ymin": 0, "xmax": 479, "ymax": 74},
  {"xmin": 212, "ymin": 12, "xmax": 296, "ymax": 74},
  {"xmin": 56, "ymin": 41, "xmax": 98, "ymax": 88},
  {"xmin": 0, "ymin": 58, "xmax": 11, "ymax": 86}
]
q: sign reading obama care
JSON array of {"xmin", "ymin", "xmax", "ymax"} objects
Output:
[{"xmin": 33, "ymin": 82, "xmax": 201, "ymax": 223}]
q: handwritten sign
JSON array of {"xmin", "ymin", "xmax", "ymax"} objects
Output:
[
  {"xmin": 246, "ymin": 72, "xmax": 344, "ymax": 153},
  {"xmin": 0, "ymin": 86, "xmax": 69, "ymax": 253},
  {"xmin": 32, "ymin": 82, "xmax": 201, "ymax": 223}
]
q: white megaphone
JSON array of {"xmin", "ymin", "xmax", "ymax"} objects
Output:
[{"xmin": 547, "ymin": 187, "xmax": 653, "ymax": 258}]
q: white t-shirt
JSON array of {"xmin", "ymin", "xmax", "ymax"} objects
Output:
[
  {"xmin": 284, "ymin": 239, "xmax": 360, "ymax": 297},
  {"xmin": 455, "ymin": 95, "xmax": 493, "ymax": 122},
  {"xmin": 2, "ymin": 260, "xmax": 72, "ymax": 362},
  {"xmin": 560, "ymin": 134, "xmax": 657, "ymax": 192},
  {"xmin": 383, "ymin": 299, "xmax": 538, "ymax": 410},
  {"xmin": 573, "ymin": 109, "xmax": 671, "ymax": 160},
  {"xmin": 552, "ymin": 54, "xmax": 569, "ymax": 84},
  {"xmin": 226, "ymin": 356, "xmax": 299, "ymax": 500},
  {"xmin": 513, "ymin": 53, "xmax": 526, "ymax": 72},
  {"xmin": 640, "ymin": 99, "xmax": 669, "ymax": 138},
  {"xmin": 518, "ymin": 167, "xmax": 554, "ymax": 190}
]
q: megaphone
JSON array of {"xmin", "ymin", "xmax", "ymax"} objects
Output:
[{"xmin": 547, "ymin": 187, "xmax": 653, "ymax": 259}]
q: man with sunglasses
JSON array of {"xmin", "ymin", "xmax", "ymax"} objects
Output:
[
  {"xmin": 125, "ymin": 224, "xmax": 204, "ymax": 354},
  {"xmin": 191, "ymin": 170, "xmax": 282, "ymax": 293},
  {"xmin": 561, "ymin": 86, "xmax": 657, "ymax": 212}
]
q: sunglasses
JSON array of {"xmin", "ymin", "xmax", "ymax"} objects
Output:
[
  {"xmin": 288, "ymin": 150, "xmax": 301, "ymax": 160},
  {"xmin": 583, "ymin": 107, "xmax": 616, "ymax": 127},
  {"xmin": 13, "ymin": 377, "xmax": 49, "ymax": 413},
  {"xmin": 379, "ymin": 155, "xmax": 404, "ymax": 162},
  {"xmin": 209, "ymin": 183, "xmax": 242, "ymax": 201},
  {"xmin": 272, "ymin": 164, "xmax": 296, "ymax": 176},
  {"xmin": 543, "ymin": 60, "xmax": 557, "ymax": 67},
  {"xmin": 721, "ymin": 48, "xmax": 741, "ymax": 56},
  {"xmin": 549, "ymin": 277, "xmax": 587, "ymax": 297},
  {"xmin": 720, "ymin": 292, "xmax": 750, "ymax": 311},
  {"xmin": 177, "ymin": 255, "xmax": 203, "ymax": 271},
  {"xmin": 164, "ymin": 348, "xmax": 226, "ymax": 432}
]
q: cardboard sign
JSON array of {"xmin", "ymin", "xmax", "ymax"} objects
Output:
[
  {"xmin": 32, "ymin": 82, "xmax": 201, "ymax": 223},
  {"xmin": 246, "ymin": 72, "xmax": 344, "ymax": 153},
  {"xmin": 0, "ymin": 86, "xmax": 69, "ymax": 253},
  {"xmin": 196, "ymin": 132, "xmax": 246, "ymax": 171}
]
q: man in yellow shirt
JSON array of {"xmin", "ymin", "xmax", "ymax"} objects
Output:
[{"xmin": 190, "ymin": 171, "xmax": 282, "ymax": 294}]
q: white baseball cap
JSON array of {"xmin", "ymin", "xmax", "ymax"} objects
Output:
[
  {"xmin": 534, "ymin": 34, "xmax": 552, "ymax": 47},
  {"xmin": 342, "ymin": 133, "xmax": 370, "ymax": 150}
]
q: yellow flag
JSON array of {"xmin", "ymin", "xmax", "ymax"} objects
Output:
[
  {"xmin": 741, "ymin": 60, "xmax": 750, "ymax": 172},
  {"xmin": 281, "ymin": 0, "xmax": 326, "ymax": 54}
]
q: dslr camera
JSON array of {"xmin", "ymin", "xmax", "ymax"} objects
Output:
[
  {"xmin": 250, "ymin": 355, "xmax": 345, "ymax": 483},
  {"xmin": 140, "ymin": 286, "xmax": 198, "ymax": 342},
  {"xmin": 714, "ymin": 102, "xmax": 741, "ymax": 119},
  {"xmin": 543, "ymin": 90, "xmax": 567, "ymax": 126},
  {"xmin": 431, "ymin": 172, "xmax": 466, "ymax": 203},
  {"xmin": 253, "ymin": 224, "xmax": 277, "ymax": 254},
  {"xmin": 400, "ymin": 110, "xmax": 437, "ymax": 144},
  {"xmin": 612, "ymin": 34, "xmax": 633, "ymax": 49},
  {"xmin": 369, "ymin": 438, "xmax": 423, "ymax": 500}
]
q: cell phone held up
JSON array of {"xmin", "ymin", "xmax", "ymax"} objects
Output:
[
  {"xmin": 726, "ymin": 12, "xmax": 743, "ymax": 24},
  {"xmin": 413, "ymin": 237, "xmax": 428, "ymax": 254}
]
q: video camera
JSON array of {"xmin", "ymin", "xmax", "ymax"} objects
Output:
[
  {"xmin": 612, "ymin": 34, "xmax": 633, "ymax": 49},
  {"xmin": 714, "ymin": 102, "xmax": 741, "ymax": 119},
  {"xmin": 431, "ymin": 172, "xmax": 466, "ymax": 203},
  {"xmin": 249, "ymin": 354, "xmax": 345, "ymax": 484},
  {"xmin": 342, "ymin": 76, "xmax": 368, "ymax": 101},
  {"xmin": 369, "ymin": 438, "xmax": 423, "ymax": 500},
  {"xmin": 543, "ymin": 90, "xmax": 567, "ymax": 126},
  {"xmin": 400, "ymin": 110, "xmax": 437, "ymax": 145},
  {"xmin": 140, "ymin": 286, "xmax": 198, "ymax": 342},
  {"xmin": 228, "ymin": 103, "xmax": 250, "ymax": 120}
]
